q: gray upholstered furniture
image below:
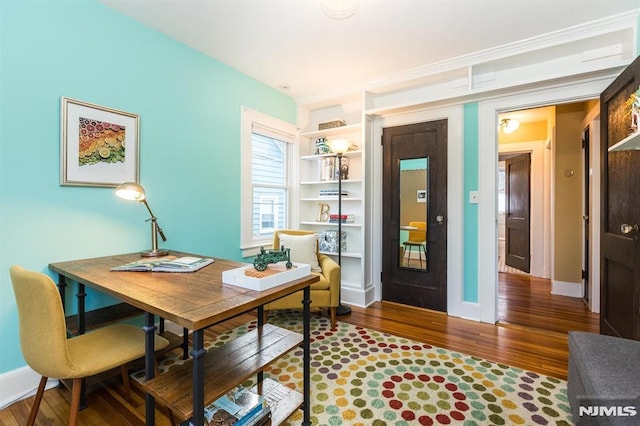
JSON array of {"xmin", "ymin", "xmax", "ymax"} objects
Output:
[{"xmin": 568, "ymin": 331, "xmax": 640, "ymax": 425}]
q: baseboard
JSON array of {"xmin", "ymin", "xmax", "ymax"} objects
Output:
[
  {"xmin": 448, "ymin": 301, "xmax": 482, "ymax": 322},
  {"xmin": 0, "ymin": 366, "xmax": 58, "ymax": 410},
  {"xmin": 551, "ymin": 280, "xmax": 583, "ymax": 298},
  {"xmin": 341, "ymin": 284, "xmax": 377, "ymax": 308}
]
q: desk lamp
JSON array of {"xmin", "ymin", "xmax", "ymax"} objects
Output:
[
  {"xmin": 327, "ymin": 139, "xmax": 352, "ymax": 316},
  {"xmin": 115, "ymin": 182, "xmax": 168, "ymax": 257}
]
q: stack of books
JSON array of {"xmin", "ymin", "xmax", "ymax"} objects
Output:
[
  {"xmin": 188, "ymin": 385, "xmax": 271, "ymax": 426},
  {"xmin": 329, "ymin": 214, "xmax": 355, "ymax": 223},
  {"xmin": 319, "ymin": 189, "xmax": 348, "ymax": 198}
]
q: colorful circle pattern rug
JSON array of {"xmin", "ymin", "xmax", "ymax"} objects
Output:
[{"xmin": 149, "ymin": 310, "xmax": 573, "ymax": 426}]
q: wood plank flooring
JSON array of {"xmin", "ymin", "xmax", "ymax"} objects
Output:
[{"xmin": 0, "ymin": 272, "xmax": 599, "ymax": 425}]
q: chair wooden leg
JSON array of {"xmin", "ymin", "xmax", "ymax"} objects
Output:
[
  {"xmin": 27, "ymin": 376, "xmax": 47, "ymax": 426},
  {"xmin": 330, "ymin": 307, "xmax": 337, "ymax": 329},
  {"xmin": 69, "ymin": 378, "xmax": 83, "ymax": 426},
  {"xmin": 120, "ymin": 365, "xmax": 131, "ymax": 401}
]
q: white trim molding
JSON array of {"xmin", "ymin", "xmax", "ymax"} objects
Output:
[
  {"xmin": 0, "ymin": 367, "xmax": 57, "ymax": 410},
  {"xmin": 552, "ymin": 280, "xmax": 584, "ymax": 298}
]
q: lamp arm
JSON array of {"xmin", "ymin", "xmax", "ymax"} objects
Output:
[
  {"xmin": 141, "ymin": 199, "xmax": 156, "ymax": 219},
  {"xmin": 142, "ymin": 200, "xmax": 167, "ymax": 242},
  {"xmin": 156, "ymin": 223, "xmax": 167, "ymax": 242}
]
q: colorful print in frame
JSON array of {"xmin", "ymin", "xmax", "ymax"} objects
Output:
[{"xmin": 60, "ymin": 97, "xmax": 139, "ymax": 187}]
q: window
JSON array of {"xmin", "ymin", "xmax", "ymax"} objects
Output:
[{"xmin": 241, "ymin": 107, "xmax": 296, "ymax": 256}]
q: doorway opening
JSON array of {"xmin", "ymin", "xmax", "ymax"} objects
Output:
[
  {"xmin": 498, "ymin": 152, "xmax": 531, "ymax": 275},
  {"xmin": 496, "ymin": 101, "xmax": 600, "ymax": 327}
]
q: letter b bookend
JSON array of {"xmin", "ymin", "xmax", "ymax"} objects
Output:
[{"xmin": 317, "ymin": 203, "xmax": 330, "ymax": 222}]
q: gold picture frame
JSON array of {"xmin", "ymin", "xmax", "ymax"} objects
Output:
[{"xmin": 60, "ymin": 97, "xmax": 139, "ymax": 187}]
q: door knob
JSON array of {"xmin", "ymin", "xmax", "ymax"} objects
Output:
[
  {"xmin": 436, "ymin": 215, "xmax": 445, "ymax": 224},
  {"xmin": 620, "ymin": 224, "xmax": 639, "ymax": 235}
]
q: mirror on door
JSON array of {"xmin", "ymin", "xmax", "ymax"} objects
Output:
[{"xmin": 399, "ymin": 158, "xmax": 429, "ymax": 271}]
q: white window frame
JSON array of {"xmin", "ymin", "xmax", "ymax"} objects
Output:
[{"xmin": 240, "ymin": 106, "xmax": 297, "ymax": 257}]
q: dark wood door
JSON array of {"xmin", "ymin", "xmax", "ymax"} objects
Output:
[
  {"xmin": 600, "ymin": 55, "xmax": 640, "ymax": 340},
  {"xmin": 505, "ymin": 153, "xmax": 531, "ymax": 273},
  {"xmin": 381, "ymin": 120, "xmax": 447, "ymax": 312}
]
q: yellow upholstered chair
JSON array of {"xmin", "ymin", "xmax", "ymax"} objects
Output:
[
  {"xmin": 9, "ymin": 266, "xmax": 170, "ymax": 426},
  {"xmin": 263, "ymin": 230, "xmax": 340, "ymax": 328},
  {"xmin": 403, "ymin": 221, "xmax": 427, "ymax": 268}
]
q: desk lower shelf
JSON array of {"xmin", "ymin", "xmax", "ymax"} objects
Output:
[{"xmin": 140, "ymin": 324, "xmax": 303, "ymax": 424}]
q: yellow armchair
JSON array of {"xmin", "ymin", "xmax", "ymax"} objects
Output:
[{"xmin": 263, "ymin": 230, "xmax": 340, "ymax": 328}]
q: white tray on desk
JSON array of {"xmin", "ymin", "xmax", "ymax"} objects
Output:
[{"xmin": 222, "ymin": 262, "xmax": 311, "ymax": 291}]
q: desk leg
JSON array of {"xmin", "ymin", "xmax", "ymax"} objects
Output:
[
  {"xmin": 256, "ymin": 306, "xmax": 264, "ymax": 388},
  {"xmin": 191, "ymin": 329, "xmax": 206, "ymax": 426},
  {"xmin": 76, "ymin": 283, "xmax": 87, "ymax": 409},
  {"xmin": 144, "ymin": 313, "xmax": 156, "ymax": 425},
  {"xmin": 76, "ymin": 283, "xmax": 86, "ymax": 335},
  {"xmin": 302, "ymin": 286, "xmax": 311, "ymax": 426},
  {"xmin": 57, "ymin": 275, "xmax": 67, "ymax": 311}
]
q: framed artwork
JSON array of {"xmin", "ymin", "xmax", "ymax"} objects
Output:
[
  {"xmin": 417, "ymin": 189, "xmax": 426, "ymax": 203},
  {"xmin": 60, "ymin": 97, "xmax": 139, "ymax": 187}
]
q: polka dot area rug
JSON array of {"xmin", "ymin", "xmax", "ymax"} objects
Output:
[{"xmin": 139, "ymin": 310, "xmax": 573, "ymax": 426}]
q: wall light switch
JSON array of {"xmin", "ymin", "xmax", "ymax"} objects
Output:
[{"xmin": 470, "ymin": 191, "xmax": 480, "ymax": 204}]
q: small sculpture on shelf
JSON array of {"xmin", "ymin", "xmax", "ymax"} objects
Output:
[{"xmin": 253, "ymin": 246, "xmax": 292, "ymax": 271}]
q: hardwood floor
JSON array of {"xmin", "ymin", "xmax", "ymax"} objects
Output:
[{"xmin": 0, "ymin": 272, "xmax": 599, "ymax": 425}]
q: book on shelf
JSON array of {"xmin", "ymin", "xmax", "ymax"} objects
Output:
[
  {"xmin": 239, "ymin": 405, "xmax": 271, "ymax": 426},
  {"xmin": 110, "ymin": 256, "xmax": 214, "ymax": 273},
  {"xmin": 317, "ymin": 156, "xmax": 349, "ymax": 181},
  {"xmin": 319, "ymin": 189, "xmax": 348, "ymax": 197},
  {"xmin": 329, "ymin": 214, "xmax": 355, "ymax": 223},
  {"xmin": 202, "ymin": 385, "xmax": 269, "ymax": 426}
]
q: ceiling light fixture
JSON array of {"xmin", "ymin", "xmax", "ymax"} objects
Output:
[
  {"xmin": 321, "ymin": 0, "xmax": 358, "ymax": 20},
  {"xmin": 500, "ymin": 118, "xmax": 520, "ymax": 134}
]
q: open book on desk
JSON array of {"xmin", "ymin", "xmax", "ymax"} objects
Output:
[{"xmin": 110, "ymin": 256, "xmax": 214, "ymax": 273}]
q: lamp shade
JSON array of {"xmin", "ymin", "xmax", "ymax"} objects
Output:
[
  {"xmin": 115, "ymin": 182, "xmax": 146, "ymax": 201},
  {"xmin": 327, "ymin": 139, "xmax": 351, "ymax": 155}
]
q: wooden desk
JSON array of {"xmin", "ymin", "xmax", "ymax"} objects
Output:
[{"xmin": 49, "ymin": 251, "xmax": 318, "ymax": 426}]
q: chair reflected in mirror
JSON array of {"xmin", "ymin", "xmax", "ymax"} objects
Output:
[{"xmin": 402, "ymin": 221, "xmax": 427, "ymax": 269}]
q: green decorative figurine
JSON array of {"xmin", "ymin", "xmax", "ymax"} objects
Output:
[{"xmin": 253, "ymin": 246, "xmax": 292, "ymax": 271}]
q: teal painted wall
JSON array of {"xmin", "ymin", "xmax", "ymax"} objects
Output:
[
  {"xmin": 463, "ymin": 103, "xmax": 479, "ymax": 303},
  {"xmin": 0, "ymin": 0, "xmax": 296, "ymax": 373}
]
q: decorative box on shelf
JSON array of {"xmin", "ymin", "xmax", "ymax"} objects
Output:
[
  {"xmin": 319, "ymin": 230, "xmax": 346, "ymax": 253},
  {"xmin": 318, "ymin": 120, "xmax": 346, "ymax": 130},
  {"xmin": 222, "ymin": 262, "xmax": 311, "ymax": 291}
]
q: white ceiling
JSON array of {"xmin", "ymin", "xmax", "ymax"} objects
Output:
[{"xmin": 101, "ymin": 0, "xmax": 638, "ymax": 102}]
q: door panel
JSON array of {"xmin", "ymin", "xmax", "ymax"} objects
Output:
[
  {"xmin": 382, "ymin": 120, "xmax": 447, "ymax": 312},
  {"xmin": 505, "ymin": 153, "xmax": 531, "ymax": 273},
  {"xmin": 600, "ymin": 55, "xmax": 640, "ymax": 340}
]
